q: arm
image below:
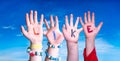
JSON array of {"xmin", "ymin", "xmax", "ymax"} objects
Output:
[
  {"xmin": 62, "ymin": 14, "xmax": 83, "ymax": 61},
  {"xmin": 80, "ymin": 11, "xmax": 103, "ymax": 61},
  {"xmin": 44, "ymin": 16, "xmax": 64, "ymax": 61},
  {"xmin": 21, "ymin": 10, "xmax": 44, "ymax": 61}
]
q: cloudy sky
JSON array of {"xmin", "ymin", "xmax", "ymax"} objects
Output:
[{"xmin": 0, "ymin": 0, "xmax": 120, "ymax": 61}]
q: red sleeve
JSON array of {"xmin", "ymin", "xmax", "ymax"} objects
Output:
[{"xmin": 83, "ymin": 48, "xmax": 98, "ymax": 61}]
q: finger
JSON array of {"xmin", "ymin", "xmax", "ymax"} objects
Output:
[
  {"xmin": 79, "ymin": 17, "xmax": 84, "ymax": 26},
  {"xmin": 78, "ymin": 28, "xmax": 83, "ymax": 33},
  {"xmin": 55, "ymin": 16, "xmax": 59, "ymax": 28},
  {"xmin": 75, "ymin": 17, "xmax": 79, "ymax": 28},
  {"xmin": 92, "ymin": 12, "xmax": 95, "ymax": 24},
  {"xmin": 26, "ymin": 13, "xmax": 30, "ymax": 26},
  {"xmin": 56, "ymin": 34, "xmax": 64, "ymax": 44},
  {"xmin": 88, "ymin": 11, "xmax": 91, "ymax": 22},
  {"xmin": 63, "ymin": 24, "xmax": 66, "ymax": 29},
  {"xmin": 34, "ymin": 11, "xmax": 38, "ymax": 24},
  {"xmin": 65, "ymin": 15, "xmax": 69, "ymax": 27},
  {"xmin": 30, "ymin": 10, "xmax": 34, "ymax": 24},
  {"xmin": 62, "ymin": 25, "xmax": 67, "ymax": 38},
  {"xmin": 40, "ymin": 14, "xmax": 44, "ymax": 25},
  {"xmin": 43, "ymin": 31, "xmax": 47, "ymax": 35},
  {"xmin": 70, "ymin": 14, "xmax": 73, "ymax": 26},
  {"xmin": 97, "ymin": 22, "xmax": 103, "ymax": 33},
  {"xmin": 21, "ymin": 26, "xmax": 28, "ymax": 37},
  {"xmin": 62, "ymin": 24, "xmax": 66, "ymax": 34},
  {"xmin": 84, "ymin": 12, "xmax": 87, "ymax": 23},
  {"xmin": 44, "ymin": 19, "xmax": 50, "ymax": 30},
  {"xmin": 50, "ymin": 15, "xmax": 54, "ymax": 27}
]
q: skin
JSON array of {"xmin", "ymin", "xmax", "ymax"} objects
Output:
[
  {"xmin": 44, "ymin": 15, "xmax": 64, "ymax": 61},
  {"xmin": 62, "ymin": 14, "xmax": 83, "ymax": 61},
  {"xmin": 21, "ymin": 10, "xmax": 44, "ymax": 61},
  {"xmin": 21, "ymin": 10, "xmax": 103, "ymax": 61},
  {"xmin": 80, "ymin": 11, "xmax": 103, "ymax": 56}
]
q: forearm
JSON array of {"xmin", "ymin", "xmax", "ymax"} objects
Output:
[
  {"xmin": 28, "ymin": 43, "xmax": 43, "ymax": 61},
  {"xmin": 84, "ymin": 38, "xmax": 98, "ymax": 61},
  {"xmin": 67, "ymin": 41, "xmax": 78, "ymax": 61},
  {"xmin": 29, "ymin": 49, "xmax": 42, "ymax": 61},
  {"xmin": 45, "ymin": 47, "xmax": 59, "ymax": 61},
  {"xmin": 85, "ymin": 37, "xmax": 95, "ymax": 56}
]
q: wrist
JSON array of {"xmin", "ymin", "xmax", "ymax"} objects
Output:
[
  {"xmin": 47, "ymin": 48, "xmax": 59, "ymax": 55},
  {"xmin": 45, "ymin": 48, "xmax": 60, "ymax": 61},
  {"xmin": 45, "ymin": 42, "xmax": 61, "ymax": 60},
  {"xmin": 27, "ymin": 47, "xmax": 43, "ymax": 56},
  {"xmin": 67, "ymin": 41, "xmax": 78, "ymax": 52},
  {"xmin": 30, "ymin": 40, "xmax": 42, "ymax": 45},
  {"xmin": 67, "ymin": 40, "xmax": 78, "ymax": 47},
  {"xmin": 86, "ymin": 37, "xmax": 95, "ymax": 41},
  {"xmin": 46, "ymin": 42, "xmax": 60, "ymax": 54},
  {"xmin": 66, "ymin": 41, "xmax": 79, "ymax": 61},
  {"xmin": 45, "ymin": 45, "xmax": 60, "ymax": 61},
  {"xmin": 85, "ymin": 37, "xmax": 95, "ymax": 47},
  {"xmin": 30, "ymin": 44, "xmax": 42, "ymax": 50},
  {"xmin": 85, "ymin": 37, "xmax": 95, "ymax": 56}
]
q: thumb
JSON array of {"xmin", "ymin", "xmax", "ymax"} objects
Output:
[
  {"xmin": 43, "ymin": 31, "xmax": 47, "ymax": 35},
  {"xmin": 78, "ymin": 27, "xmax": 83, "ymax": 33},
  {"xmin": 97, "ymin": 22, "xmax": 103, "ymax": 33},
  {"xmin": 21, "ymin": 26, "xmax": 28, "ymax": 37}
]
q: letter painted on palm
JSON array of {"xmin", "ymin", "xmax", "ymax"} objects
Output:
[
  {"xmin": 52, "ymin": 31, "xmax": 56, "ymax": 40},
  {"xmin": 71, "ymin": 29, "xmax": 76, "ymax": 38},
  {"xmin": 87, "ymin": 25, "xmax": 93, "ymax": 33},
  {"xmin": 33, "ymin": 28, "xmax": 39, "ymax": 35}
]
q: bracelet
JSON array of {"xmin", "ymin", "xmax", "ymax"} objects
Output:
[
  {"xmin": 45, "ymin": 50, "xmax": 60, "ymax": 61},
  {"xmin": 47, "ymin": 42, "xmax": 62, "ymax": 48},
  {"xmin": 31, "ymin": 44, "xmax": 42, "ymax": 49},
  {"xmin": 27, "ymin": 47, "xmax": 42, "ymax": 56}
]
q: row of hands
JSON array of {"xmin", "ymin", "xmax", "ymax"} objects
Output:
[{"xmin": 21, "ymin": 10, "xmax": 103, "ymax": 46}]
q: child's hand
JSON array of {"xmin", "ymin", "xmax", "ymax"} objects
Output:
[
  {"xmin": 80, "ymin": 11, "xmax": 103, "ymax": 40},
  {"xmin": 80, "ymin": 11, "xmax": 103, "ymax": 56},
  {"xmin": 44, "ymin": 16, "xmax": 64, "ymax": 46},
  {"xmin": 21, "ymin": 10, "xmax": 44, "ymax": 44},
  {"xmin": 62, "ymin": 14, "xmax": 83, "ymax": 43}
]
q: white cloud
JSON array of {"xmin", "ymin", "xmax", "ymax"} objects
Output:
[
  {"xmin": 95, "ymin": 38, "xmax": 114, "ymax": 53},
  {"xmin": 79, "ymin": 37, "xmax": 115, "ymax": 53},
  {"xmin": 16, "ymin": 33, "xmax": 23, "ymax": 37},
  {"xmin": 2, "ymin": 25, "xmax": 16, "ymax": 30}
]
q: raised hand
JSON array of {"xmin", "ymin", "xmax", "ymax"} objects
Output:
[
  {"xmin": 80, "ymin": 11, "xmax": 103, "ymax": 39},
  {"xmin": 44, "ymin": 16, "xmax": 64, "ymax": 46},
  {"xmin": 21, "ymin": 10, "xmax": 44, "ymax": 44},
  {"xmin": 80, "ymin": 11, "xmax": 103, "ymax": 57},
  {"xmin": 62, "ymin": 14, "xmax": 83, "ymax": 43}
]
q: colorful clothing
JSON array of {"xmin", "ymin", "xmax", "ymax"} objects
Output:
[{"xmin": 83, "ymin": 48, "xmax": 98, "ymax": 61}]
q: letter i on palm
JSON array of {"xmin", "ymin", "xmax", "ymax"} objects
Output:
[{"xmin": 44, "ymin": 16, "xmax": 64, "ymax": 46}]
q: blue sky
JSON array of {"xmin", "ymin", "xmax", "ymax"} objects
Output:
[{"xmin": 0, "ymin": 0, "xmax": 120, "ymax": 61}]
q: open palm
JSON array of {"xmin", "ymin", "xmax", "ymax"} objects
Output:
[
  {"xmin": 62, "ymin": 14, "xmax": 83, "ymax": 43},
  {"xmin": 21, "ymin": 11, "xmax": 44, "ymax": 44},
  {"xmin": 80, "ymin": 11, "xmax": 103, "ymax": 39},
  {"xmin": 44, "ymin": 16, "xmax": 64, "ymax": 45}
]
